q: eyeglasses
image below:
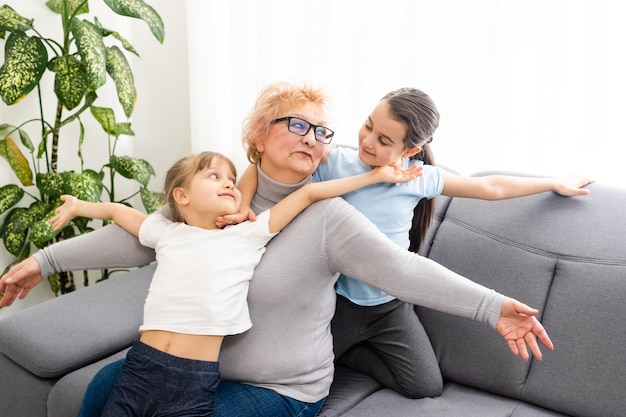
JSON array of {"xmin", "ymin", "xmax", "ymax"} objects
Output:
[{"xmin": 272, "ymin": 117, "xmax": 334, "ymax": 144}]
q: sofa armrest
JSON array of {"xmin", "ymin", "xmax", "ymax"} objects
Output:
[{"xmin": 0, "ymin": 264, "xmax": 154, "ymax": 378}]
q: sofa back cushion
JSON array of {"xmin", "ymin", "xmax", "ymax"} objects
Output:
[{"xmin": 417, "ymin": 179, "xmax": 626, "ymax": 417}]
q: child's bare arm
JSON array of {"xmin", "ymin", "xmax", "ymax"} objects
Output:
[
  {"xmin": 441, "ymin": 172, "xmax": 595, "ymax": 200},
  {"xmin": 216, "ymin": 163, "xmax": 258, "ymax": 227},
  {"xmin": 50, "ymin": 195, "xmax": 147, "ymax": 237},
  {"xmin": 268, "ymin": 164, "xmax": 422, "ymax": 233}
]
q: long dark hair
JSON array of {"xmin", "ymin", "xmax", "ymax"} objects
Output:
[{"xmin": 382, "ymin": 88, "xmax": 439, "ymax": 252}]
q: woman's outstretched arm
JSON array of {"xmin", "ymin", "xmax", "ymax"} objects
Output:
[{"xmin": 0, "ymin": 224, "xmax": 156, "ymax": 307}]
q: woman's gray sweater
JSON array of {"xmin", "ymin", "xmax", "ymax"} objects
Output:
[{"xmin": 34, "ymin": 166, "xmax": 504, "ymax": 403}]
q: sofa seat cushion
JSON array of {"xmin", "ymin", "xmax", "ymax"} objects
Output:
[
  {"xmin": 318, "ymin": 365, "xmax": 381, "ymax": 417},
  {"xmin": 341, "ymin": 382, "xmax": 570, "ymax": 417}
]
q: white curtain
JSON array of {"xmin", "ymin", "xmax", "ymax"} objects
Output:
[{"xmin": 187, "ymin": 0, "xmax": 626, "ymax": 187}]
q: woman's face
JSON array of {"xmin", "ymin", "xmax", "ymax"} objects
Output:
[
  {"xmin": 256, "ymin": 102, "xmax": 330, "ymax": 184},
  {"xmin": 358, "ymin": 100, "xmax": 411, "ymax": 167}
]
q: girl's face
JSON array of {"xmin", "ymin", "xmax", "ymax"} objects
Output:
[
  {"xmin": 358, "ymin": 100, "xmax": 419, "ymax": 167},
  {"xmin": 255, "ymin": 102, "xmax": 330, "ymax": 183},
  {"xmin": 180, "ymin": 158, "xmax": 242, "ymax": 221}
]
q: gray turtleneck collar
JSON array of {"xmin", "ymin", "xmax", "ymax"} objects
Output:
[{"xmin": 251, "ymin": 163, "xmax": 313, "ymax": 213}]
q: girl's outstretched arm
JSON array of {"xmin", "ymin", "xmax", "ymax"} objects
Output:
[
  {"xmin": 268, "ymin": 164, "xmax": 422, "ymax": 233},
  {"xmin": 441, "ymin": 171, "xmax": 594, "ymax": 200},
  {"xmin": 50, "ymin": 195, "xmax": 147, "ymax": 237}
]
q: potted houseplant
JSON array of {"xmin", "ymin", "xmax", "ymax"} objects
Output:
[{"xmin": 0, "ymin": 0, "xmax": 165, "ymax": 295}]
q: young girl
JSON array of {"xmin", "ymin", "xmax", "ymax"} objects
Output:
[
  {"xmin": 49, "ymin": 150, "xmax": 421, "ymax": 416},
  {"xmin": 228, "ymin": 88, "xmax": 593, "ymax": 399}
]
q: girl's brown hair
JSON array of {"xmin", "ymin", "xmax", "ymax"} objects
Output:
[
  {"xmin": 163, "ymin": 151, "xmax": 237, "ymax": 223},
  {"xmin": 242, "ymin": 81, "xmax": 331, "ymax": 164},
  {"xmin": 382, "ymin": 88, "xmax": 440, "ymax": 252}
]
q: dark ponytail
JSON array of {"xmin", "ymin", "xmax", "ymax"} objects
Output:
[{"xmin": 408, "ymin": 144, "xmax": 435, "ymax": 253}]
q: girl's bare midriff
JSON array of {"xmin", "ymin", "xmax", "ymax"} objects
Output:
[{"xmin": 140, "ymin": 330, "xmax": 224, "ymax": 361}]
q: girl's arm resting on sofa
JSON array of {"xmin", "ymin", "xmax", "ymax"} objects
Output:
[{"xmin": 0, "ymin": 224, "xmax": 156, "ymax": 307}]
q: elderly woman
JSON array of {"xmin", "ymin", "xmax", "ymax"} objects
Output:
[{"xmin": 0, "ymin": 81, "xmax": 552, "ymax": 417}]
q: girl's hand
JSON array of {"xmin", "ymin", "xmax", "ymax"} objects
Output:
[
  {"xmin": 496, "ymin": 297, "xmax": 554, "ymax": 361},
  {"xmin": 216, "ymin": 207, "xmax": 257, "ymax": 228},
  {"xmin": 49, "ymin": 195, "xmax": 80, "ymax": 231},
  {"xmin": 372, "ymin": 164, "xmax": 423, "ymax": 184},
  {"xmin": 554, "ymin": 175, "xmax": 595, "ymax": 196}
]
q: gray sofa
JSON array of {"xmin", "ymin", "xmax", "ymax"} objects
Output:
[{"xmin": 1, "ymin": 173, "xmax": 625, "ymax": 417}]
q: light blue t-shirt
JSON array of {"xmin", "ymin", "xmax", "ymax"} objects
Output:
[{"xmin": 313, "ymin": 146, "xmax": 444, "ymax": 306}]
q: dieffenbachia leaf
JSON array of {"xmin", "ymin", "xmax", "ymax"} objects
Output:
[
  {"xmin": 103, "ymin": 0, "xmax": 164, "ymax": 43},
  {"xmin": 48, "ymin": 55, "xmax": 87, "ymax": 110},
  {"xmin": 140, "ymin": 187, "xmax": 164, "ymax": 213},
  {"xmin": 45, "ymin": 0, "xmax": 89, "ymax": 16},
  {"xmin": 0, "ymin": 136, "xmax": 34, "ymax": 186},
  {"xmin": 0, "ymin": 184, "xmax": 24, "ymax": 214},
  {"xmin": 0, "ymin": 5, "xmax": 34, "ymax": 32},
  {"xmin": 71, "ymin": 18, "xmax": 106, "ymax": 90},
  {"xmin": 0, "ymin": 32, "xmax": 48, "ymax": 105},
  {"xmin": 106, "ymin": 46, "xmax": 136, "ymax": 118},
  {"xmin": 110, "ymin": 155, "xmax": 155, "ymax": 187}
]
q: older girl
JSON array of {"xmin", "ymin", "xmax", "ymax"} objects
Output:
[{"xmin": 312, "ymin": 88, "xmax": 593, "ymax": 399}]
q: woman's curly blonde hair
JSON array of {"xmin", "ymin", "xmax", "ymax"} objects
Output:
[{"xmin": 242, "ymin": 81, "xmax": 331, "ymax": 164}]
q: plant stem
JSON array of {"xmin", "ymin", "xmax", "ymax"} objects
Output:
[{"xmin": 50, "ymin": 100, "xmax": 64, "ymax": 173}]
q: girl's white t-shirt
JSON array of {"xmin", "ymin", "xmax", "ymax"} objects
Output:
[{"xmin": 138, "ymin": 210, "xmax": 276, "ymax": 336}]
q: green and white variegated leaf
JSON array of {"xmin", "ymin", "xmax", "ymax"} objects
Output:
[
  {"xmin": 17, "ymin": 127, "xmax": 34, "ymax": 152},
  {"xmin": 0, "ymin": 32, "xmax": 48, "ymax": 105},
  {"xmin": 0, "ymin": 5, "xmax": 34, "ymax": 32},
  {"xmin": 48, "ymin": 55, "xmax": 87, "ymax": 110},
  {"xmin": 36, "ymin": 170, "xmax": 103, "ymax": 201},
  {"xmin": 106, "ymin": 46, "xmax": 136, "ymax": 118},
  {"xmin": 71, "ymin": 18, "xmax": 106, "ymax": 90},
  {"xmin": 114, "ymin": 122, "xmax": 134, "ymax": 136},
  {"xmin": 63, "ymin": 170, "xmax": 104, "ymax": 202},
  {"xmin": 94, "ymin": 17, "xmax": 139, "ymax": 57},
  {"xmin": 103, "ymin": 0, "xmax": 164, "ymax": 43},
  {"xmin": 90, "ymin": 106, "xmax": 116, "ymax": 135},
  {"xmin": 140, "ymin": 187, "xmax": 164, "ymax": 214},
  {"xmin": 90, "ymin": 106, "xmax": 135, "ymax": 136},
  {"xmin": 2, "ymin": 200, "xmax": 51, "ymax": 234},
  {"xmin": 29, "ymin": 210, "xmax": 58, "ymax": 248},
  {"xmin": 0, "ymin": 136, "xmax": 34, "ymax": 186},
  {"xmin": 110, "ymin": 155, "xmax": 155, "ymax": 187},
  {"xmin": 0, "ymin": 184, "xmax": 24, "ymax": 214},
  {"xmin": 2, "ymin": 207, "xmax": 28, "ymax": 255},
  {"xmin": 37, "ymin": 172, "xmax": 66, "ymax": 197},
  {"xmin": 45, "ymin": 0, "xmax": 89, "ymax": 16}
]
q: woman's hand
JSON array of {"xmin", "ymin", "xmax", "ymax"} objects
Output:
[
  {"xmin": 0, "ymin": 256, "xmax": 44, "ymax": 307},
  {"xmin": 496, "ymin": 297, "xmax": 554, "ymax": 361}
]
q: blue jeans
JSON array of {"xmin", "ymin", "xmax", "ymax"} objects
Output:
[
  {"xmin": 101, "ymin": 341, "xmax": 220, "ymax": 416},
  {"xmin": 77, "ymin": 359, "xmax": 326, "ymax": 417}
]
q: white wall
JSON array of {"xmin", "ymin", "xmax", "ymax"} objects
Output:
[{"xmin": 0, "ymin": 0, "xmax": 190, "ymax": 318}]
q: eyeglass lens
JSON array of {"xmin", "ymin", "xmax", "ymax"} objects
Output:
[{"xmin": 288, "ymin": 118, "xmax": 333, "ymax": 143}]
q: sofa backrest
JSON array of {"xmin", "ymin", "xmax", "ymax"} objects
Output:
[{"xmin": 416, "ymin": 179, "xmax": 626, "ymax": 417}]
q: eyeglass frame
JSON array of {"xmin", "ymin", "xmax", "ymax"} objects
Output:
[{"xmin": 272, "ymin": 116, "xmax": 335, "ymax": 144}]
